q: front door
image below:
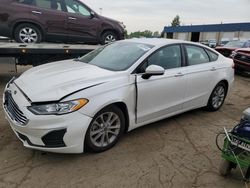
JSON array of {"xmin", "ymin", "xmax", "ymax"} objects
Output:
[
  {"xmin": 64, "ymin": 0, "xmax": 100, "ymax": 42},
  {"xmin": 136, "ymin": 44, "xmax": 187, "ymax": 124}
]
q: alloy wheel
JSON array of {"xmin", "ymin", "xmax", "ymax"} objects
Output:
[
  {"xmin": 104, "ymin": 35, "xmax": 116, "ymax": 44},
  {"xmin": 212, "ymin": 85, "xmax": 225, "ymax": 109},
  {"xmin": 90, "ymin": 112, "xmax": 121, "ymax": 148},
  {"xmin": 19, "ymin": 27, "xmax": 38, "ymax": 43}
]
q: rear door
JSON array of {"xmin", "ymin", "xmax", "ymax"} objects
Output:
[
  {"xmin": 63, "ymin": 0, "xmax": 100, "ymax": 42},
  {"xmin": 181, "ymin": 44, "xmax": 219, "ymax": 110},
  {"xmin": 29, "ymin": 0, "xmax": 68, "ymax": 38}
]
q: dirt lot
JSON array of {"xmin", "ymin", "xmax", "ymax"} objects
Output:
[{"xmin": 0, "ymin": 67, "xmax": 250, "ymax": 188}]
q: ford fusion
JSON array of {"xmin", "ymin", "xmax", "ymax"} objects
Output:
[{"xmin": 3, "ymin": 39, "xmax": 234, "ymax": 153}]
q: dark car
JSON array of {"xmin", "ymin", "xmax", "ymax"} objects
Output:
[
  {"xmin": 215, "ymin": 39, "xmax": 250, "ymax": 58},
  {"xmin": 233, "ymin": 48, "xmax": 250, "ymax": 73},
  {"xmin": 0, "ymin": 0, "xmax": 125, "ymax": 44}
]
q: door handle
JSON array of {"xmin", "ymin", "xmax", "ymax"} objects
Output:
[
  {"xmin": 32, "ymin": 10, "xmax": 42, "ymax": 15},
  {"xmin": 68, "ymin": 17, "xmax": 77, "ymax": 20},
  {"xmin": 210, "ymin": 67, "xmax": 216, "ymax": 71},
  {"xmin": 174, "ymin": 72, "xmax": 184, "ymax": 77}
]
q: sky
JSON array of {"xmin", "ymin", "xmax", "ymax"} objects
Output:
[{"xmin": 82, "ymin": 0, "xmax": 250, "ymax": 33}]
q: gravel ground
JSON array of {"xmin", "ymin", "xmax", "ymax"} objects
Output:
[{"xmin": 0, "ymin": 67, "xmax": 250, "ymax": 188}]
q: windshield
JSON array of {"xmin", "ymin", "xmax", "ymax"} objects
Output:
[
  {"xmin": 224, "ymin": 40, "xmax": 245, "ymax": 48},
  {"xmin": 80, "ymin": 42, "xmax": 154, "ymax": 71}
]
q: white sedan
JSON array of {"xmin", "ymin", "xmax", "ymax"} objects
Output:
[{"xmin": 3, "ymin": 39, "xmax": 234, "ymax": 153}]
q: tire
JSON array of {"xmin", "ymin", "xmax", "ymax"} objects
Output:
[
  {"xmin": 219, "ymin": 159, "xmax": 234, "ymax": 176},
  {"xmin": 14, "ymin": 23, "xmax": 42, "ymax": 43},
  {"xmin": 100, "ymin": 31, "xmax": 117, "ymax": 45},
  {"xmin": 206, "ymin": 82, "xmax": 227, "ymax": 111},
  {"xmin": 85, "ymin": 105, "xmax": 125, "ymax": 152}
]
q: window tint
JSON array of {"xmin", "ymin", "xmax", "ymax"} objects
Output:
[
  {"xmin": 146, "ymin": 45, "xmax": 182, "ymax": 70},
  {"xmin": 35, "ymin": 0, "xmax": 62, "ymax": 11},
  {"xmin": 185, "ymin": 45, "xmax": 210, "ymax": 66},
  {"xmin": 205, "ymin": 49, "xmax": 218, "ymax": 62},
  {"xmin": 65, "ymin": 0, "xmax": 91, "ymax": 16}
]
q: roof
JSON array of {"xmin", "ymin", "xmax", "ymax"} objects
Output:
[
  {"xmin": 122, "ymin": 38, "xmax": 183, "ymax": 46},
  {"xmin": 164, "ymin": 22, "xmax": 250, "ymax": 33}
]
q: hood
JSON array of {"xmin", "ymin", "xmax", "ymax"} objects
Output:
[
  {"xmin": 236, "ymin": 48, "xmax": 250, "ymax": 54},
  {"xmin": 215, "ymin": 47, "xmax": 237, "ymax": 51},
  {"xmin": 99, "ymin": 15, "xmax": 119, "ymax": 24},
  {"xmin": 14, "ymin": 60, "xmax": 118, "ymax": 102}
]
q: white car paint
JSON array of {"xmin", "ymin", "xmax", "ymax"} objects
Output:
[{"xmin": 3, "ymin": 38, "xmax": 234, "ymax": 153}]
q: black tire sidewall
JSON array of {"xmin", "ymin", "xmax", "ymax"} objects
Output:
[
  {"xmin": 100, "ymin": 31, "xmax": 117, "ymax": 45},
  {"xmin": 207, "ymin": 82, "xmax": 227, "ymax": 111},
  {"xmin": 14, "ymin": 23, "xmax": 42, "ymax": 43},
  {"xmin": 85, "ymin": 105, "xmax": 125, "ymax": 152}
]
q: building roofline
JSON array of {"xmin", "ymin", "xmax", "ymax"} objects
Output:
[{"xmin": 164, "ymin": 22, "xmax": 250, "ymax": 33}]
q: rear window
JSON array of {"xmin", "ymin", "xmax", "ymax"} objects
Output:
[{"xmin": 205, "ymin": 49, "xmax": 219, "ymax": 62}]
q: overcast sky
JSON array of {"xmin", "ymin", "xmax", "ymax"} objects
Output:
[{"xmin": 83, "ymin": 0, "xmax": 250, "ymax": 33}]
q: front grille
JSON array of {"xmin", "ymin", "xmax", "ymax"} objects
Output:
[
  {"xmin": 235, "ymin": 53, "xmax": 250, "ymax": 64},
  {"xmin": 4, "ymin": 91, "xmax": 28, "ymax": 125}
]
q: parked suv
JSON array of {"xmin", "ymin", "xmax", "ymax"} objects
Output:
[{"xmin": 0, "ymin": 0, "xmax": 125, "ymax": 44}]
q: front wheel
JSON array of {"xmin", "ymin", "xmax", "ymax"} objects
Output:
[
  {"xmin": 85, "ymin": 105, "xmax": 125, "ymax": 152},
  {"xmin": 206, "ymin": 82, "xmax": 227, "ymax": 111},
  {"xmin": 100, "ymin": 31, "xmax": 117, "ymax": 45}
]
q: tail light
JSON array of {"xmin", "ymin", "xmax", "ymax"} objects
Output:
[{"xmin": 232, "ymin": 63, "xmax": 235, "ymax": 69}]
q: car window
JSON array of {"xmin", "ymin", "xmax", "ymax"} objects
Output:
[
  {"xmin": 145, "ymin": 45, "xmax": 182, "ymax": 71},
  {"xmin": 185, "ymin": 45, "xmax": 210, "ymax": 66},
  {"xmin": 64, "ymin": 0, "xmax": 90, "ymax": 16},
  {"xmin": 205, "ymin": 49, "xmax": 218, "ymax": 62},
  {"xmin": 80, "ymin": 42, "xmax": 154, "ymax": 71},
  {"xmin": 35, "ymin": 0, "xmax": 62, "ymax": 11}
]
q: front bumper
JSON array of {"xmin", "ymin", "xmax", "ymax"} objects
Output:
[{"xmin": 3, "ymin": 81, "xmax": 92, "ymax": 153}]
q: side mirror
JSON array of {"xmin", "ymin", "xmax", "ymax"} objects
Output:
[
  {"xmin": 90, "ymin": 11, "xmax": 95, "ymax": 18},
  {"xmin": 142, "ymin": 65, "xmax": 165, "ymax": 79}
]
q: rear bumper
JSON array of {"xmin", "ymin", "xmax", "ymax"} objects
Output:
[{"xmin": 0, "ymin": 23, "xmax": 11, "ymax": 38}]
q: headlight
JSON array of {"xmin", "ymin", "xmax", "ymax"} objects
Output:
[
  {"xmin": 28, "ymin": 99, "xmax": 88, "ymax": 115},
  {"xmin": 118, "ymin": 22, "xmax": 126, "ymax": 29}
]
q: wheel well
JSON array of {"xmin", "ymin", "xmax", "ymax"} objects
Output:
[
  {"xmin": 12, "ymin": 22, "xmax": 44, "ymax": 39},
  {"xmin": 112, "ymin": 102, "xmax": 130, "ymax": 133}
]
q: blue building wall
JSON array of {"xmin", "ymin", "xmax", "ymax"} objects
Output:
[{"xmin": 164, "ymin": 22, "xmax": 250, "ymax": 33}]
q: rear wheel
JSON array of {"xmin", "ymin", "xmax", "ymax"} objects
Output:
[
  {"xmin": 206, "ymin": 82, "xmax": 227, "ymax": 111},
  {"xmin": 100, "ymin": 31, "xmax": 117, "ymax": 45},
  {"xmin": 14, "ymin": 23, "xmax": 42, "ymax": 43},
  {"xmin": 85, "ymin": 105, "xmax": 125, "ymax": 152},
  {"xmin": 219, "ymin": 159, "xmax": 234, "ymax": 176}
]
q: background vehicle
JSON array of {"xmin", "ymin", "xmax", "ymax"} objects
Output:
[
  {"xmin": 218, "ymin": 38, "xmax": 230, "ymax": 47},
  {"xmin": 0, "ymin": 0, "xmax": 125, "ymax": 44},
  {"xmin": 3, "ymin": 39, "xmax": 234, "ymax": 153},
  {"xmin": 215, "ymin": 39, "xmax": 250, "ymax": 57},
  {"xmin": 208, "ymin": 39, "xmax": 217, "ymax": 48},
  {"xmin": 233, "ymin": 48, "xmax": 250, "ymax": 73}
]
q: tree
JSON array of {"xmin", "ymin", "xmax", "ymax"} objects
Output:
[
  {"xmin": 153, "ymin": 31, "xmax": 160, "ymax": 37},
  {"xmin": 171, "ymin": 15, "xmax": 180, "ymax": 27}
]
